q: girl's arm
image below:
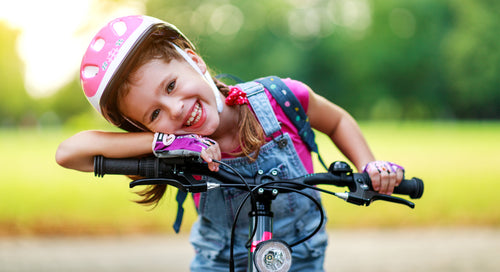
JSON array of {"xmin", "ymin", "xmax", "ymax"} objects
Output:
[
  {"xmin": 55, "ymin": 130, "xmax": 154, "ymax": 172},
  {"xmin": 307, "ymin": 88, "xmax": 374, "ymax": 171},
  {"xmin": 306, "ymin": 87, "xmax": 401, "ymax": 195},
  {"xmin": 56, "ymin": 130, "xmax": 221, "ymax": 172}
]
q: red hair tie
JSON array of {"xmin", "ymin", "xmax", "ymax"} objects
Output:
[{"xmin": 225, "ymin": 87, "xmax": 249, "ymax": 106}]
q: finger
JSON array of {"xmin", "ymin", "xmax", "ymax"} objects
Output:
[
  {"xmin": 378, "ymin": 171, "xmax": 390, "ymax": 194},
  {"xmin": 368, "ymin": 169, "xmax": 381, "ymax": 192},
  {"xmin": 201, "ymin": 146, "xmax": 221, "ymax": 172},
  {"xmin": 386, "ymin": 171, "xmax": 397, "ymax": 195},
  {"xmin": 200, "ymin": 149, "xmax": 212, "ymax": 163},
  {"xmin": 211, "ymin": 144, "xmax": 221, "ymax": 161},
  {"xmin": 201, "ymin": 145, "xmax": 218, "ymax": 160},
  {"xmin": 208, "ymin": 161, "xmax": 219, "ymax": 172},
  {"xmin": 201, "ymin": 153, "xmax": 219, "ymax": 172},
  {"xmin": 395, "ymin": 168, "xmax": 404, "ymax": 186}
]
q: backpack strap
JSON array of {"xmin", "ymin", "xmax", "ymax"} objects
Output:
[
  {"xmin": 172, "ymin": 190, "xmax": 187, "ymax": 233},
  {"xmin": 256, "ymin": 76, "xmax": 328, "ymax": 170}
]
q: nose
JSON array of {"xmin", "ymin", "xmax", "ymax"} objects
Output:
[{"xmin": 162, "ymin": 96, "xmax": 184, "ymax": 120}]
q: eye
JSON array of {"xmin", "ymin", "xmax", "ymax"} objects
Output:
[
  {"xmin": 151, "ymin": 109, "xmax": 160, "ymax": 122},
  {"xmin": 166, "ymin": 80, "xmax": 176, "ymax": 94}
]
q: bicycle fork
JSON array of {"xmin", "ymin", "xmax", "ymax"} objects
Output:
[{"xmin": 248, "ymin": 188, "xmax": 292, "ymax": 272}]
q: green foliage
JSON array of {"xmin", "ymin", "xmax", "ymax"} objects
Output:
[
  {"xmin": 36, "ymin": 79, "xmax": 94, "ymax": 125},
  {"xmin": 143, "ymin": 0, "xmax": 499, "ymax": 120},
  {"xmin": 1, "ymin": 0, "xmax": 500, "ymax": 127},
  {"xmin": 441, "ymin": 0, "xmax": 500, "ymax": 118},
  {"xmin": 316, "ymin": 0, "xmax": 453, "ymax": 119}
]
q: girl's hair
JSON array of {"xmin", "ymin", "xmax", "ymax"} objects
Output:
[{"xmin": 100, "ymin": 25, "xmax": 265, "ymax": 206}]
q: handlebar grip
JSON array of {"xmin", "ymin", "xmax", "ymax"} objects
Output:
[
  {"xmin": 94, "ymin": 156, "xmax": 157, "ymax": 177},
  {"xmin": 393, "ymin": 177, "xmax": 424, "ymax": 199}
]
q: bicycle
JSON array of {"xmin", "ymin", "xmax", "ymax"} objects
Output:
[{"xmin": 93, "ymin": 155, "xmax": 424, "ymax": 272}]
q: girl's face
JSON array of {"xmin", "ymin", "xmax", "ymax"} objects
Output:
[{"xmin": 119, "ymin": 52, "xmax": 221, "ymax": 135}]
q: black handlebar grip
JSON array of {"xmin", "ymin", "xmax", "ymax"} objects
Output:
[
  {"xmin": 393, "ymin": 177, "xmax": 424, "ymax": 199},
  {"xmin": 94, "ymin": 156, "xmax": 149, "ymax": 177}
]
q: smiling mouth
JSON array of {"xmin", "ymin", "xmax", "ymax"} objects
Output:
[{"xmin": 185, "ymin": 102, "xmax": 202, "ymax": 127}]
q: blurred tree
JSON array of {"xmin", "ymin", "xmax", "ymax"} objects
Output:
[
  {"xmin": 145, "ymin": 0, "xmax": 460, "ymax": 120},
  {"xmin": 46, "ymin": 78, "xmax": 93, "ymax": 121},
  {"xmin": 442, "ymin": 0, "xmax": 500, "ymax": 119},
  {"xmin": 3, "ymin": 0, "xmax": 497, "ymax": 127},
  {"xmin": 37, "ymin": 78, "xmax": 93, "ymax": 125},
  {"xmin": 289, "ymin": 0, "xmax": 452, "ymax": 119},
  {"xmin": 145, "ymin": 0, "xmax": 297, "ymax": 79}
]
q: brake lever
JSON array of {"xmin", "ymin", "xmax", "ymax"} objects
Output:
[
  {"xmin": 335, "ymin": 190, "xmax": 415, "ymax": 208},
  {"xmin": 369, "ymin": 193, "xmax": 415, "ymax": 208},
  {"xmin": 345, "ymin": 189, "xmax": 416, "ymax": 208}
]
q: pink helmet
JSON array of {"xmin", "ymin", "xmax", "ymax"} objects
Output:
[{"xmin": 80, "ymin": 15, "xmax": 201, "ymax": 115}]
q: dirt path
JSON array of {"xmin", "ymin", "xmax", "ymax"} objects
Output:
[{"xmin": 1, "ymin": 228, "xmax": 499, "ymax": 271}]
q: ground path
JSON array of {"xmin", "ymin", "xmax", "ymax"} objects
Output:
[{"xmin": 1, "ymin": 228, "xmax": 499, "ymax": 271}]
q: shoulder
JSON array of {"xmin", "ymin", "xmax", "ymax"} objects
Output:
[
  {"xmin": 253, "ymin": 76, "xmax": 311, "ymax": 112},
  {"xmin": 280, "ymin": 78, "xmax": 310, "ymax": 111}
]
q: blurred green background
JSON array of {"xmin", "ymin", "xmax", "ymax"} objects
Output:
[{"xmin": 1, "ymin": 0, "xmax": 499, "ymax": 236}]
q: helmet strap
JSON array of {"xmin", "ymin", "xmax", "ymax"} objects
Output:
[
  {"xmin": 171, "ymin": 44, "xmax": 224, "ymax": 113},
  {"xmin": 123, "ymin": 115, "xmax": 148, "ymax": 131}
]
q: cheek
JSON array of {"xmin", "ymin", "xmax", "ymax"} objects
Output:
[
  {"xmin": 149, "ymin": 120, "xmax": 174, "ymax": 134},
  {"xmin": 203, "ymin": 111, "xmax": 221, "ymax": 134}
]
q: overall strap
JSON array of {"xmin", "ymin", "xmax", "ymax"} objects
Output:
[
  {"xmin": 256, "ymin": 76, "xmax": 328, "ymax": 170},
  {"xmin": 237, "ymin": 81, "xmax": 282, "ymax": 137}
]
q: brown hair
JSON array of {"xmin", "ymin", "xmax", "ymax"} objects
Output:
[{"xmin": 99, "ymin": 25, "xmax": 265, "ymax": 206}]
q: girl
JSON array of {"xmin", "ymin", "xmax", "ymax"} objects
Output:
[{"xmin": 56, "ymin": 15, "xmax": 404, "ymax": 271}]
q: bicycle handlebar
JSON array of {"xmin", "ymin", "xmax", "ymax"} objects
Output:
[{"xmin": 94, "ymin": 156, "xmax": 423, "ymax": 208}]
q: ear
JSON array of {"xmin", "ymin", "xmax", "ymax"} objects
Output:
[{"xmin": 184, "ymin": 48, "xmax": 207, "ymax": 74}]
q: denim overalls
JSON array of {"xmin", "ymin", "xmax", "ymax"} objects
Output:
[{"xmin": 190, "ymin": 81, "xmax": 328, "ymax": 271}]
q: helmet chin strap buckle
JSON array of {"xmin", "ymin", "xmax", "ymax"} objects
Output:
[{"xmin": 172, "ymin": 44, "xmax": 223, "ymax": 113}]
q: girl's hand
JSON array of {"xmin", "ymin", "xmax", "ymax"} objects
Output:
[
  {"xmin": 362, "ymin": 161, "xmax": 405, "ymax": 195},
  {"xmin": 201, "ymin": 142, "xmax": 221, "ymax": 172},
  {"xmin": 152, "ymin": 133, "xmax": 221, "ymax": 171}
]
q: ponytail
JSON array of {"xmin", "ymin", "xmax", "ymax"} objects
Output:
[{"xmin": 213, "ymin": 78, "xmax": 265, "ymax": 161}]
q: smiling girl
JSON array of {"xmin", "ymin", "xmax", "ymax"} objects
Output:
[{"xmin": 56, "ymin": 15, "xmax": 404, "ymax": 271}]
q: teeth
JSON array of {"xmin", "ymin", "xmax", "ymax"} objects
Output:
[{"xmin": 186, "ymin": 103, "xmax": 201, "ymax": 126}]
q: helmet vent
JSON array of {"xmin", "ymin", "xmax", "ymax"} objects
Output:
[
  {"xmin": 83, "ymin": 65, "xmax": 99, "ymax": 79},
  {"xmin": 112, "ymin": 21, "xmax": 127, "ymax": 36},
  {"xmin": 92, "ymin": 38, "xmax": 105, "ymax": 52}
]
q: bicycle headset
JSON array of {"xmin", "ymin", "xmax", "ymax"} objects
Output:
[{"xmin": 79, "ymin": 15, "xmax": 223, "ymax": 130}]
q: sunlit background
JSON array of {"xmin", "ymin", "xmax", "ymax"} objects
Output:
[
  {"xmin": 0, "ymin": 0, "xmax": 145, "ymax": 98},
  {"xmin": 1, "ymin": 0, "xmax": 499, "ymax": 271},
  {"xmin": 1, "ymin": 0, "xmax": 377, "ymax": 98}
]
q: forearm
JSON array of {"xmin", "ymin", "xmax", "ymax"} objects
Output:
[
  {"xmin": 307, "ymin": 89, "xmax": 374, "ymax": 171},
  {"xmin": 55, "ymin": 130, "xmax": 154, "ymax": 172},
  {"xmin": 306, "ymin": 87, "xmax": 403, "ymax": 195},
  {"xmin": 329, "ymin": 113, "xmax": 375, "ymax": 171}
]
